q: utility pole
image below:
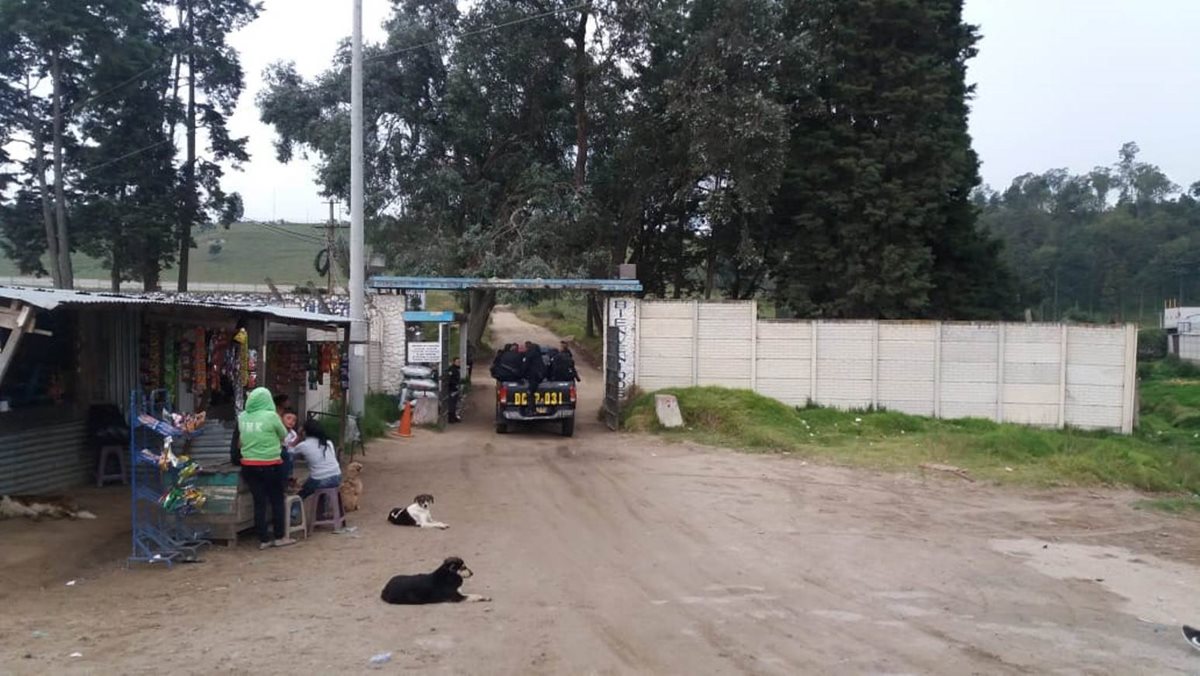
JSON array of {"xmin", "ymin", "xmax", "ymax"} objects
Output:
[
  {"xmin": 178, "ymin": 0, "xmax": 196, "ymax": 292},
  {"xmin": 314, "ymin": 199, "xmax": 346, "ymax": 295},
  {"xmin": 348, "ymin": 0, "xmax": 367, "ymax": 417}
]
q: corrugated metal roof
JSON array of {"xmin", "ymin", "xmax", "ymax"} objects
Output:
[
  {"xmin": 369, "ymin": 275, "xmax": 643, "ymax": 292},
  {"xmin": 0, "ymin": 285, "xmax": 348, "ymax": 326}
]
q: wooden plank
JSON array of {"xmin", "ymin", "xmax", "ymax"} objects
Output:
[{"xmin": 0, "ymin": 303, "xmax": 33, "ymax": 385}]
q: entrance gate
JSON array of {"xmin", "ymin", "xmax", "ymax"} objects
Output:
[
  {"xmin": 368, "ymin": 276, "xmax": 641, "ymax": 430},
  {"xmin": 603, "ymin": 326, "xmax": 621, "ymax": 430}
]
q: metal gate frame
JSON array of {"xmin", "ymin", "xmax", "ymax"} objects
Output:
[{"xmin": 603, "ymin": 327, "xmax": 621, "ymax": 430}]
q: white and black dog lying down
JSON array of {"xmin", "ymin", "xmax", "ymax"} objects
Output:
[
  {"xmin": 380, "ymin": 557, "xmax": 490, "ymax": 604},
  {"xmin": 387, "ymin": 494, "xmax": 448, "ymax": 529}
]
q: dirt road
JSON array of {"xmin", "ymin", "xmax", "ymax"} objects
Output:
[{"xmin": 2, "ymin": 309, "xmax": 1199, "ymax": 675}]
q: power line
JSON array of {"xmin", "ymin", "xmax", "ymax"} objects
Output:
[
  {"xmin": 248, "ymin": 220, "xmax": 326, "ymax": 245},
  {"xmin": 77, "ymin": 138, "xmax": 173, "ymax": 174},
  {"xmin": 70, "ymin": 63, "xmax": 168, "ymax": 115},
  {"xmin": 368, "ymin": 2, "xmax": 588, "ymax": 62}
]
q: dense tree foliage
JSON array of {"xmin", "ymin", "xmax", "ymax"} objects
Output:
[
  {"xmin": 0, "ymin": 0, "xmax": 257, "ymax": 290},
  {"xmin": 978, "ymin": 142, "xmax": 1200, "ymax": 322},
  {"xmin": 259, "ymin": 0, "xmax": 1018, "ymax": 337}
]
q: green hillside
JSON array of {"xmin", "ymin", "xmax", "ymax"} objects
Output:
[{"xmin": 0, "ymin": 222, "xmax": 330, "ymax": 285}]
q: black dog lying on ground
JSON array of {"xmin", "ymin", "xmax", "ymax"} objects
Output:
[{"xmin": 380, "ymin": 557, "xmax": 491, "ymax": 604}]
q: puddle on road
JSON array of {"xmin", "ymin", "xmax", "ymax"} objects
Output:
[{"xmin": 990, "ymin": 538, "xmax": 1200, "ymax": 625}]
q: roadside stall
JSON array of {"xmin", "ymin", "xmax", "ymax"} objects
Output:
[{"xmin": 0, "ymin": 286, "xmax": 349, "ymax": 557}]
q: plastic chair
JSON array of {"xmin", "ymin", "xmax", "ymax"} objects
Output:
[
  {"xmin": 96, "ymin": 445, "xmax": 126, "ymax": 487},
  {"xmin": 284, "ymin": 494, "xmax": 308, "ymax": 540},
  {"xmin": 305, "ymin": 487, "xmax": 345, "ymax": 533}
]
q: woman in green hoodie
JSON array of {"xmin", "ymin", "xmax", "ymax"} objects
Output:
[{"xmin": 238, "ymin": 387, "xmax": 296, "ymax": 549}]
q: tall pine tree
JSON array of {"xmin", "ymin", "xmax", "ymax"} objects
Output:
[{"xmin": 769, "ymin": 0, "xmax": 1018, "ymax": 319}]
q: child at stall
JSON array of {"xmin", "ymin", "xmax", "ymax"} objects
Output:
[{"xmin": 280, "ymin": 408, "xmax": 300, "ymax": 492}]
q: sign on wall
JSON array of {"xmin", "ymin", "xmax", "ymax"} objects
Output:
[
  {"xmin": 608, "ymin": 297, "xmax": 637, "ymax": 400},
  {"xmin": 407, "ymin": 341, "xmax": 442, "ymax": 364}
]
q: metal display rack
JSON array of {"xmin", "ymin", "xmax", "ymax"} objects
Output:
[{"xmin": 128, "ymin": 389, "xmax": 211, "ymax": 567}]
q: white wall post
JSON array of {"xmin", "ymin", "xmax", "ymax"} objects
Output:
[
  {"xmin": 809, "ymin": 321, "xmax": 818, "ymax": 406},
  {"xmin": 871, "ymin": 320, "xmax": 880, "ymax": 409},
  {"xmin": 691, "ymin": 300, "xmax": 700, "ymax": 386},
  {"xmin": 1058, "ymin": 324, "xmax": 1068, "ymax": 429},
  {"xmin": 749, "ymin": 301, "xmax": 759, "ymax": 393},
  {"xmin": 996, "ymin": 324, "xmax": 1007, "ymax": 423},
  {"xmin": 1121, "ymin": 323, "xmax": 1138, "ymax": 434},
  {"xmin": 933, "ymin": 322, "xmax": 943, "ymax": 418}
]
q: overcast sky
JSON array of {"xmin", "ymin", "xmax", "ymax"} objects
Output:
[{"xmin": 222, "ymin": 0, "xmax": 1200, "ymax": 222}]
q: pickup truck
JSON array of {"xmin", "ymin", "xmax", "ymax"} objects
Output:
[{"xmin": 495, "ymin": 379, "xmax": 577, "ymax": 437}]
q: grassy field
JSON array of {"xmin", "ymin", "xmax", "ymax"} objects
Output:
[
  {"xmin": 0, "ymin": 222, "xmax": 328, "ymax": 285},
  {"xmin": 514, "ymin": 295, "xmax": 603, "ymax": 359},
  {"xmin": 623, "ymin": 360, "xmax": 1200, "ymax": 497}
]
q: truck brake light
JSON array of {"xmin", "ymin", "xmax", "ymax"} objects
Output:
[
  {"xmin": 498, "ymin": 385, "xmax": 507, "ymax": 402},
  {"xmin": 569, "ymin": 384, "xmax": 577, "ymax": 404}
]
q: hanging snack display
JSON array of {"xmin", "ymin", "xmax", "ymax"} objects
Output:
[
  {"xmin": 193, "ymin": 327, "xmax": 207, "ymax": 394},
  {"xmin": 328, "ymin": 344, "xmax": 343, "ymax": 400},
  {"xmin": 179, "ymin": 334, "xmax": 195, "ymax": 394},
  {"xmin": 136, "ymin": 433, "xmax": 208, "ymax": 515},
  {"xmin": 140, "ymin": 324, "xmax": 163, "ymax": 391},
  {"xmin": 269, "ymin": 342, "xmax": 310, "ymax": 394},
  {"xmin": 233, "ymin": 328, "xmax": 249, "ymax": 387},
  {"xmin": 163, "ymin": 328, "xmax": 178, "ymax": 397},
  {"xmin": 307, "ymin": 342, "xmax": 320, "ymax": 390}
]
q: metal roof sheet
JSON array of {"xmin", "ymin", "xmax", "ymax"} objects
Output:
[
  {"xmin": 0, "ymin": 285, "xmax": 349, "ymax": 326},
  {"xmin": 369, "ymin": 275, "xmax": 643, "ymax": 292}
]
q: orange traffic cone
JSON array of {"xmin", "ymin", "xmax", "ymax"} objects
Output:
[{"xmin": 396, "ymin": 401, "xmax": 413, "ymax": 438}]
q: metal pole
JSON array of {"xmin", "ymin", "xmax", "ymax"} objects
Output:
[{"xmin": 348, "ymin": 0, "xmax": 367, "ymax": 416}]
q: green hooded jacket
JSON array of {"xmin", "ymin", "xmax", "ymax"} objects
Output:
[{"xmin": 237, "ymin": 387, "xmax": 286, "ymax": 465}]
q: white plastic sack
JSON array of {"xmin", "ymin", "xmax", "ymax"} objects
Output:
[
  {"xmin": 404, "ymin": 378, "xmax": 438, "ymax": 391},
  {"xmin": 401, "ymin": 365, "xmax": 435, "ymax": 378}
]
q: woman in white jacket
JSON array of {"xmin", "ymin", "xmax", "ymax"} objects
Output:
[{"xmin": 291, "ymin": 419, "xmax": 343, "ymax": 499}]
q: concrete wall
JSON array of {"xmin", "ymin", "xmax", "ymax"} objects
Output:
[
  {"xmin": 635, "ymin": 300, "xmax": 1138, "ymax": 433},
  {"xmin": 369, "ymin": 294, "xmax": 407, "ymax": 393}
]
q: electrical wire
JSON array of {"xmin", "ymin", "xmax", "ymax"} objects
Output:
[
  {"xmin": 70, "ymin": 63, "xmax": 169, "ymax": 114},
  {"xmin": 248, "ymin": 220, "xmax": 327, "ymax": 245},
  {"xmin": 368, "ymin": 2, "xmax": 588, "ymax": 62}
]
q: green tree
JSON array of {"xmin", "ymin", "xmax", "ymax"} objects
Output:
[
  {"xmin": 768, "ymin": 0, "xmax": 1018, "ymax": 319},
  {"xmin": 167, "ymin": 0, "xmax": 260, "ymax": 291}
]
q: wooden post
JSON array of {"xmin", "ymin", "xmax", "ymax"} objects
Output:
[{"xmin": 0, "ymin": 302, "xmax": 34, "ymax": 387}]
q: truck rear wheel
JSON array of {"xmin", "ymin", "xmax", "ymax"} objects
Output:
[
  {"xmin": 560, "ymin": 417, "xmax": 575, "ymax": 437},
  {"xmin": 496, "ymin": 422, "xmax": 508, "ymax": 434}
]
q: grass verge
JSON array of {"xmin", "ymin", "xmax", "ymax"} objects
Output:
[
  {"xmin": 317, "ymin": 392, "xmax": 401, "ymax": 444},
  {"xmin": 624, "ymin": 386, "xmax": 1200, "ymax": 494},
  {"xmin": 514, "ymin": 295, "xmax": 602, "ymax": 361}
]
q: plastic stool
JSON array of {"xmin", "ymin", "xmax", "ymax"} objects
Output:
[
  {"xmin": 96, "ymin": 445, "xmax": 126, "ymax": 487},
  {"xmin": 306, "ymin": 487, "xmax": 345, "ymax": 533},
  {"xmin": 284, "ymin": 494, "xmax": 307, "ymax": 540}
]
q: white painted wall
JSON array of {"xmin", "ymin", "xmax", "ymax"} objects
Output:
[
  {"xmin": 370, "ymin": 294, "xmax": 407, "ymax": 393},
  {"xmin": 636, "ymin": 300, "xmax": 1138, "ymax": 433}
]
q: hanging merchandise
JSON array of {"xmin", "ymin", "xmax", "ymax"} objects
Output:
[
  {"xmin": 179, "ymin": 336, "xmax": 194, "ymax": 394},
  {"xmin": 163, "ymin": 328, "xmax": 178, "ymax": 401},
  {"xmin": 318, "ymin": 343, "xmax": 332, "ymax": 385},
  {"xmin": 329, "ymin": 345, "xmax": 342, "ymax": 400},
  {"xmin": 233, "ymin": 328, "xmax": 249, "ymax": 387},
  {"xmin": 339, "ymin": 343, "xmax": 349, "ymax": 393},
  {"xmin": 193, "ymin": 328, "xmax": 207, "ymax": 395},
  {"xmin": 247, "ymin": 348, "xmax": 258, "ymax": 389},
  {"xmin": 307, "ymin": 342, "xmax": 319, "ymax": 390}
]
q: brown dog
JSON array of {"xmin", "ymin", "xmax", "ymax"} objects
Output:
[{"xmin": 339, "ymin": 462, "xmax": 364, "ymax": 512}]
